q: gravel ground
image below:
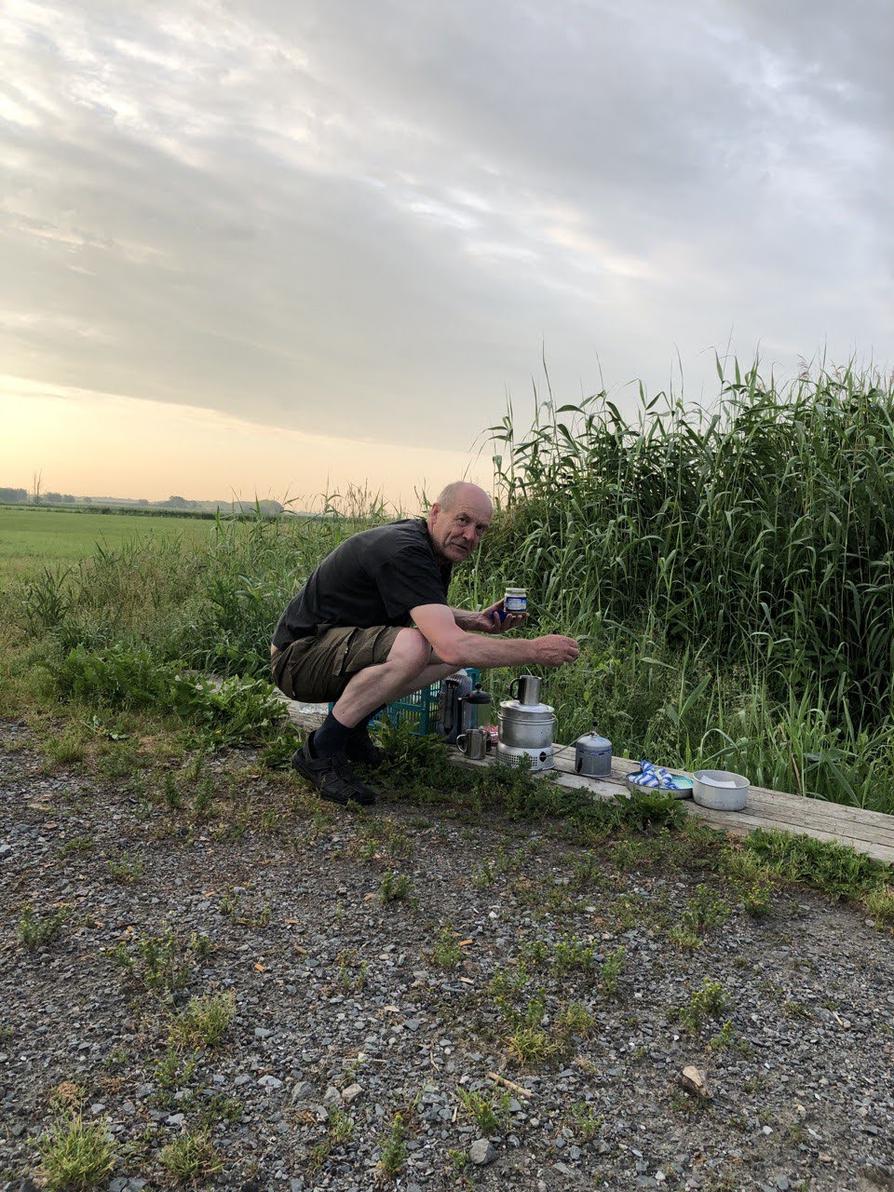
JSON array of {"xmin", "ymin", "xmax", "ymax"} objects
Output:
[{"xmin": 2, "ymin": 717, "xmax": 894, "ymax": 1192}]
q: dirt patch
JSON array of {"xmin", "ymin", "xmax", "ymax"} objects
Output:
[{"xmin": 1, "ymin": 718, "xmax": 893, "ymax": 1191}]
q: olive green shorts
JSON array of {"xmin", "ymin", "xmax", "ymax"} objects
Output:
[{"xmin": 270, "ymin": 625, "xmax": 404, "ymax": 703}]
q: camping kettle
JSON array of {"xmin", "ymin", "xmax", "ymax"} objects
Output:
[
  {"xmin": 436, "ymin": 670, "xmax": 474, "ymax": 744},
  {"xmin": 574, "ymin": 729, "xmax": 612, "ymax": 777}
]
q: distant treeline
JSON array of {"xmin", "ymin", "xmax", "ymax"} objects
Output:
[{"xmin": 0, "ymin": 490, "xmax": 286, "ymax": 519}]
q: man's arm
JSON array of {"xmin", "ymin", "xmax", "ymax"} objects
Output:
[{"xmin": 412, "ymin": 604, "xmax": 578, "ymax": 669}]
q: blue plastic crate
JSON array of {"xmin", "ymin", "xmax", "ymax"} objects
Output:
[
  {"xmin": 329, "ymin": 668, "xmax": 482, "ymax": 737},
  {"xmin": 371, "ymin": 681, "xmax": 441, "ymax": 735}
]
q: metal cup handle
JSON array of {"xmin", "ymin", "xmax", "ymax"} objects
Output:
[
  {"xmin": 456, "ymin": 733, "xmax": 467, "ymax": 752},
  {"xmin": 508, "ymin": 677, "xmax": 520, "ymax": 701}
]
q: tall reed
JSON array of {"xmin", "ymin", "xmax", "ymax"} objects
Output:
[{"xmin": 457, "ymin": 361, "xmax": 894, "ymax": 729}]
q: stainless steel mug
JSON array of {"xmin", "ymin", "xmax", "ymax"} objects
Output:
[
  {"xmin": 508, "ymin": 674, "xmax": 542, "ymax": 705},
  {"xmin": 457, "ymin": 728, "xmax": 488, "ymax": 760}
]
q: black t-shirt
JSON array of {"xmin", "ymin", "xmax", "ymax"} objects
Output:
[{"xmin": 272, "ymin": 518, "xmax": 452, "ymax": 648}]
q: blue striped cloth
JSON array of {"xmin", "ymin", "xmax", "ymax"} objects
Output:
[{"xmin": 631, "ymin": 759, "xmax": 677, "ymax": 789}]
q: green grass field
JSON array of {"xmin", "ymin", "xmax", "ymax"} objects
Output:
[{"xmin": 0, "ymin": 507, "xmax": 221, "ymax": 580}]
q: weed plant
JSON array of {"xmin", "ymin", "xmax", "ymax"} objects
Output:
[
  {"xmin": 158, "ymin": 1128, "xmax": 223, "ymax": 1184},
  {"xmin": 18, "ymin": 906, "xmax": 69, "ymax": 950},
  {"xmin": 675, "ymin": 980, "xmax": 728, "ymax": 1032},
  {"xmin": 379, "ymin": 870, "xmax": 413, "ymax": 904},
  {"xmin": 743, "ymin": 828, "xmax": 888, "ymax": 899},
  {"xmin": 39, "ymin": 1113, "xmax": 116, "ymax": 1190},
  {"xmin": 428, "ymin": 927, "xmax": 463, "ymax": 970},
  {"xmin": 167, "ymin": 991, "xmax": 236, "ymax": 1050},
  {"xmin": 456, "ymin": 1087, "xmax": 511, "ymax": 1134},
  {"xmin": 377, "ymin": 1112, "xmax": 408, "ymax": 1178}
]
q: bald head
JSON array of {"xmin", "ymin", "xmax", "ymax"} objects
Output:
[
  {"xmin": 427, "ymin": 481, "xmax": 493, "ymax": 564},
  {"xmin": 434, "ymin": 481, "xmax": 493, "ymax": 515}
]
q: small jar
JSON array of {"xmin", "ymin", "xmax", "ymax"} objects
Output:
[{"xmin": 504, "ymin": 587, "xmax": 528, "ymax": 614}]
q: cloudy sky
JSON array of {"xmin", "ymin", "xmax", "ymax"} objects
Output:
[{"xmin": 2, "ymin": 0, "xmax": 892, "ymax": 505}]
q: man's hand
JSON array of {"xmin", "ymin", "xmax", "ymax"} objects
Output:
[
  {"xmin": 530, "ymin": 634, "xmax": 580, "ymax": 666},
  {"xmin": 472, "ymin": 598, "xmax": 527, "ymax": 635}
]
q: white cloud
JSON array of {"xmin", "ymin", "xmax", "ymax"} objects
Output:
[{"xmin": 0, "ymin": 0, "xmax": 891, "ymax": 485}]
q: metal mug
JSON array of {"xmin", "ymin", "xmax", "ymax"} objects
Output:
[
  {"xmin": 508, "ymin": 674, "xmax": 542, "ymax": 705},
  {"xmin": 457, "ymin": 728, "xmax": 488, "ymax": 760}
]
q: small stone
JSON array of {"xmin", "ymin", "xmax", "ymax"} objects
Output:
[
  {"xmin": 258, "ymin": 1075, "xmax": 283, "ymax": 1090},
  {"xmin": 342, "ymin": 1083, "xmax": 363, "ymax": 1103},
  {"xmin": 289, "ymin": 1080, "xmax": 315, "ymax": 1105},
  {"xmin": 552, "ymin": 1162, "xmax": 580, "ymax": 1181},
  {"xmin": 680, "ymin": 1066, "xmax": 708, "ymax": 1099},
  {"xmin": 166, "ymin": 1113, "xmax": 185, "ymax": 1127},
  {"xmin": 775, "ymin": 1178, "xmax": 790, "ymax": 1191},
  {"xmin": 469, "ymin": 1138, "xmax": 497, "ymax": 1165}
]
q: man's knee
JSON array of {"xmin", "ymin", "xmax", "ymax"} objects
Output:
[{"xmin": 387, "ymin": 627, "xmax": 433, "ymax": 674}]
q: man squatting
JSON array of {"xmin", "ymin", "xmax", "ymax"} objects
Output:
[{"xmin": 270, "ymin": 482, "xmax": 580, "ymax": 806}]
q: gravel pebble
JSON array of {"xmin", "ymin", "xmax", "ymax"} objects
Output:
[{"xmin": 1, "ymin": 719, "xmax": 893, "ymax": 1191}]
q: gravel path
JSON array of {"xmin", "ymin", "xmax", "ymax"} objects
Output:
[{"xmin": 2, "ymin": 717, "xmax": 893, "ymax": 1192}]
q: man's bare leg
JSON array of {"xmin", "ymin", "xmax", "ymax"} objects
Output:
[{"xmin": 332, "ymin": 627, "xmax": 456, "ymax": 727}]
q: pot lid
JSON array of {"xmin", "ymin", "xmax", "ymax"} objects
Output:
[
  {"xmin": 499, "ymin": 698, "xmax": 555, "ymax": 716},
  {"xmin": 575, "ymin": 732, "xmax": 612, "ymax": 751}
]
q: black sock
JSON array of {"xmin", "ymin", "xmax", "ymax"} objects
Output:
[{"xmin": 311, "ymin": 712, "xmax": 353, "ymax": 758}]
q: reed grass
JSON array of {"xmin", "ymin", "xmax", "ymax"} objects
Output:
[{"xmin": 4, "ymin": 362, "xmax": 894, "ymax": 811}]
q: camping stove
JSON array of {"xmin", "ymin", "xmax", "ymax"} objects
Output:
[{"xmin": 495, "ymin": 741, "xmax": 555, "ymax": 772}]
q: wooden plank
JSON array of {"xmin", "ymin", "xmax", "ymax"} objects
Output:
[
  {"xmin": 554, "ymin": 747, "xmax": 894, "ymax": 847},
  {"xmin": 684, "ymin": 802, "xmax": 894, "ymax": 865},
  {"xmin": 449, "ymin": 747, "xmax": 894, "ymax": 866},
  {"xmin": 271, "ymin": 689, "xmax": 894, "ymax": 866}
]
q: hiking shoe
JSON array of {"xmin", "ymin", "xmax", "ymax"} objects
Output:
[
  {"xmin": 291, "ymin": 741, "xmax": 377, "ymax": 806},
  {"xmin": 346, "ymin": 730, "xmax": 386, "ymax": 769}
]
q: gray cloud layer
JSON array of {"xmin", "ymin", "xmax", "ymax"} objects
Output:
[{"xmin": 2, "ymin": 0, "xmax": 892, "ymax": 450}]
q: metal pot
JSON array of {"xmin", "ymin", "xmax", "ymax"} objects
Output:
[
  {"xmin": 498, "ymin": 698, "xmax": 555, "ymax": 751},
  {"xmin": 574, "ymin": 731, "xmax": 612, "ymax": 777}
]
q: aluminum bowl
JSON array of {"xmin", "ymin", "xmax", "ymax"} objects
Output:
[{"xmin": 692, "ymin": 769, "xmax": 749, "ymax": 811}]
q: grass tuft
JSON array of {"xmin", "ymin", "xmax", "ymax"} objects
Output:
[
  {"xmin": 167, "ymin": 991, "xmax": 236, "ymax": 1050},
  {"xmin": 39, "ymin": 1114, "xmax": 116, "ymax": 1190}
]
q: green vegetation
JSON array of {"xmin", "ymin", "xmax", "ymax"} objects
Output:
[
  {"xmin": 456, "ymin": 1087, "xmax": 511, "ymax": 1134},
  {"xmin": 600, "ymin": 946, "xmax": 626, "ymax": 997},
  {"xmin": 427, "ymin": 926, "xmax": 464, "ymax": 969},
  {"xmin": 453, "ymin": 364, "xmax": 894, "ymax": 812},
  {"xmin": 675, "ymin": 979, "xmax": 728, "ymax": 1032},
  {"xmin": 742, "ymin": 828, "xmax": 888, "ymax": 899},
  {"xmin": 111, "ymin": 927, "xmax": 211, "ymax": 997},
  {"xmin": 18, "ymin": 906, "xmax": 70, "ymax": 950},
  {"xmin": 157, "ymin": 1127, "xmax": 223, "ymax": 1184},
  {"xmin": 39, "ymin": 1113, "xmax": 116, "ymax": 1190},
  {"xmin": 377, "ymin": 1112, "xmax": 408, "ymax": 1179},
  {"xmin": 167, "ymin": 991, "xmax": 236, "ymax": 1050},
  {"xmin": 106, "ymin": 853, "xmax": 145, "ymax": 884},
  {"xmin": 379, "ymin": 870, "xmax": 413, "ymax": 904},
  {"xmin": 0, "ymin": 507, "xmax": 219, "ymax": 581},
  {"xmin": 5, "ymin": 363, "xmax": 894, "ymax": 817}
]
